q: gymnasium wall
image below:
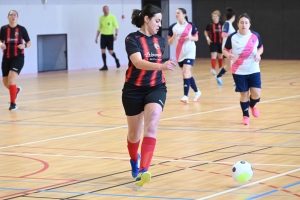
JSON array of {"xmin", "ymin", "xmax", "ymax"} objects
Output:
[
  {"xmin": 192, "ymin": 0, "xmax": 300, "ymax": 60},
  {"xmin": 0, "ymin": 0, "xmax": 192, "ymax": 75}
]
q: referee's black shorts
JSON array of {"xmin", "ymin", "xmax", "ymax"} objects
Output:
[
  {"xmin": 122, "ymin": 82, "xmax": 167, "ymax": 116},
  {"xmin": 1, "ymin": 55, "xmax": 24, "ymax": 77},
  {"xmin": 100, "ymin": 34, "xmax": 114, "ymax": 50}
]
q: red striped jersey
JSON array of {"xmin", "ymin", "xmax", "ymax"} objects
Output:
[
  {"xmin": 125, "ymin": 31, "xmax": 165, "ymax": 87},
  {"xmin": 0, "ymin": 24, "xmax": 30, "ymax": 58},
  {"xmin": 205, "ymin": 22, "xmax": 223, "ymax": 44}
]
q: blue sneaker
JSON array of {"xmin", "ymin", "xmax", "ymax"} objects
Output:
[
  {"xmin": 135, "ymin": 168, "xmax": 151, "ymax": 187},
  {"xmin": 215, "ymin": 76, "xmax": 223, "ymax": 86},
  {"xmin": 130, "ymin": 154, "xmax": 140, "ymax": 178}
]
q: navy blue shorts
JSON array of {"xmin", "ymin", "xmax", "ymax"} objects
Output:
[
  {"xmin": 232, "ymin": 72, "xmax": 261, "ymax": 92},
  {"xmin": 178, "ymin": 59, "xmax": 195, "ymax": 67}
]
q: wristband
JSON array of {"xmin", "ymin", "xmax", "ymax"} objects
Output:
[{"xmin": 206, "ymin": 36, "xmax": 210, "ymax": 41}]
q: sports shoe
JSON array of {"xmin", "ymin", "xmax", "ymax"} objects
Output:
[
  {"xmin": 215, "ymin": 76, "xmax": 223, "ymax": 86},
  {"xmin": 242, "ymin": 116, "xmax": 250, "ymax": 125},
  {"xmin": 99, "ymin": 65, "xmax": 108, "ymax": 71},
  {"xmin": 250, "ymin": 106, "xmax": 260, "ymax": 118},
  {"xmin": 194, "ymin": 89, "xmax": 201, "ymax": 102},
  {"xmin": 135, "ymin": 168, "xmax": 151, "ymax": 187},
  {"xmin": 116, "ymin": 59, "xmax": 120, "ymax": 68},
  {"xmin": 130, "ymin": 154, "xmax": 140, "ymax": 178},
  {"xmin": 9, "ymin": 102, "xmax": 18, "ymax": 110},
  {"xmin": 16, "ymin": 86, "xmax": 22, "ymax": 101},
  {"xmin": 210, "ymin": 68, "xmax": 216, "ymax": 75},
  {"xmin": 180, "ymin": 95, "xmax": 188, "ymax": 103}
]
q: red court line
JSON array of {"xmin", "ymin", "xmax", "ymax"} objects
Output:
[
  {"xmin": 0, "ymin": 180, "xmax": 75, "ymax": 199},
  {"xmin": 0, "ymin": 154, "xmax": 49, "ymax": 178},
  {"xmin": 97, "ymin": 108, "xmax": 124, "ymax": 119}
]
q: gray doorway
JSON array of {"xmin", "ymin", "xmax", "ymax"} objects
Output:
[{"xmin": 37, "ymin": 34, "xmax": 68, "ymax": 72}]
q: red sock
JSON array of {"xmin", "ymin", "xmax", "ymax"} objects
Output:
[
  {"xmin": 211, "ymin": 59, "xmax": 216, "ymax": 69},
  {"xmin": 140, "ymin": 137, "xmax": 156, "ymax": 171},
  {"xmin": 127, "ymin": 139, "xmax": 140, "ymax": 162},
  {"xmin": 9, "ymin": 84, "xmax": 17, "ymax": 103},
  {"xmin": 218, "ymin": 58, "xmax": 223, "ymax": 68}
]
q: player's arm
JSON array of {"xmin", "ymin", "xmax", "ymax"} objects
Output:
[
  {"xmin": 113, "ymin": 16, "xmax": 119, "ymax": 40},
  {"xmin": 0, "ymin": 27, "xmax": 5, "ymax": 49},
  {"xmin": 167, "ymin": 25, "xmax": 176, "ymax": 45},
  {"xmin": 222, "ymin": 22, "xmax": 230, "ymax": 38},
  {"xmin": 18, "ymin": 28, "xmax": 31, "ymax": 49},
  {"xmin": 130, "ymin": 52, "xmax": 176, "ymax": 71}
]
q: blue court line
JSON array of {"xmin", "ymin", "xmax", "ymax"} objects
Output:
[
  {"xmin": 282, "ymin": 181, "xmax": 300, "ymax": 189},
  {"xmin": 246, "ymin": 181, "xmax": 300, "ymax": 199},
  {"xmin": 246, "ymin": 189, "xmax": 279, "ymax": 199}
]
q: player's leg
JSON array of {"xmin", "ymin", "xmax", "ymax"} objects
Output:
[
  {"xmin": 135, "ymin": 84, "xmax": 166, "ymax": 187},
  {"xmin": 122, "ymin": 83, "xmax": 144, "ymax": 178},
  {"xmin": 2, "ymin": 58, "xmax": 10, "ymax": 89},
  {"xmin": 249, "ymin": 72, "xmax": 262, "ymax": 118},
  {"xmin": 233, "ymin": 74, "xmax": 250, "ymax": 125},
  {"xmin": 178, "ymin": 61, "xmax": 189, "ymax": 103},
  {"xmin": 8, "ymin": 56, "xmax": 24, "ymax": 110},
  {"xmin": 108, "ymin": 35, "xmax": 120, "ymax": 68},
  {"xmin": 210, "ymin": 43, "xmax": 218, "ymax": 75},
  {"xmin": 215, "ymin": 56, "xmax": 226, "ymax": 86},
  {"xmin": 183, "ymin": 59, "xmax": 201, "ymax": 102},
  {"xmin": 99, "ymin": 35, "xmax": 108, "ymax": 70},
  {"xmin": 217, "ymin": 43, "xmax": 223, "ymax": 70}
]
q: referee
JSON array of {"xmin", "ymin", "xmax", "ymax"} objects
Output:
[{"xmin": 95, "ymin": 5, "xmax": 120, "ymax": 71}]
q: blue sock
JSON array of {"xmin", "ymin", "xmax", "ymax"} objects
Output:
[
  {"xmin": 183, "ymin": 79, "xmax": 190, "ymax": 96},
  {"xmin": 190, "ymin": 77, "xmax": 198, "ymax": 92},
  {"xmin": 216, "ymin": 68, "xmax": 226, "ymax": 78},
  {"xmin": 250, "ymin": 97, "xmax": 260, "ymax": 108},
  {"xmin": 240, "ymin": 101, "xmax": 250, "ymax": 117}
]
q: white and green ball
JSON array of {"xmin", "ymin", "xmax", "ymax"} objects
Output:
[{"xmin": 232, "ymin": 161, "xmax": 253, "ymax": 183}]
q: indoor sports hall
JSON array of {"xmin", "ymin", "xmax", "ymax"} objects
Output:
[{"xmin": 0, "ymin": 0, "xmax": 299, "ymax": 199}]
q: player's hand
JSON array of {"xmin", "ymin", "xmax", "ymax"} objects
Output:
[
  {"xmin": 95, "ymin": 38, "xmax": 98, "ymax": 44},
  {"xmin": 254, "ymin": 54, "xmax": 261, "ymax": 62},
  {"xmin": 161, "ymin": 58, "xmax": 176, "ymax": 71},
  {"xmin": 184, "ymin": 35, "xmax": 191, "ymax": 41},
  {"xmin": 0, "ymin": 43, "xmax": 6, "ymax": 50},
  {"xmin": 207, "ymin": 39, "xmax": 211, "ymax": 45},
  {"xmin": 17, "ymin": 44, "xmax": 25, "ymax": 49},
  {"xmin": 228, "ymin": 54, "xmax": 235, "ymax": 60},
  {"xmin": 114, "ymin": 36, "xmax": 117, "ymax": 41},
  {"xmin": 173, "ymin": 31, "xmax": 178, "ymax": 39}
]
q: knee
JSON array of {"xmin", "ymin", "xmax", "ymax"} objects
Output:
[
  {"xmin": 7, "ymin": 77, "xmax": 15, "ymax": 85},
  {"xmin": 128, "ymin": 129, "xmax": 142, "ymax": 142},
  {"xmin": 144, "ymin": 113, "xmax": 160, "ymax": 137},
  {"xmin": 182, "ymin": 71, "xmax": 191, "ymax": 78},
  {"xmin": 109, "ymin": 51, "xmax": 114, "ymax": 55}
]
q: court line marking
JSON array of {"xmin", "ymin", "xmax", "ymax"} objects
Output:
[
  {"xmin": 0, "ymin": 94, "xmax": 300, "ymax": 151},
  {"xmin": 196, "ymin": 167, "xmax": 300, "ymax": 200},
  {"xmin": 0, "ymin": 152, "xmax": 299, "ymax": 167}
]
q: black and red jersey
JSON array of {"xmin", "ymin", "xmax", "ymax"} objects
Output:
[
  {"xmin": 0, "ymin": 24, "xmax": 30, "ymax": 58},
  {"xmin": 205, "ymin": 22, "xmax": 223, "ymax": 44},
  {"xmin": 125, "ymin": 31, "xmax": 165, "ymax": 87}
]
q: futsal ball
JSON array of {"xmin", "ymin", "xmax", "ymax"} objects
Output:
[{"xmin": 232, "ymin": 161, "xmax": 253, "ymax": 183}]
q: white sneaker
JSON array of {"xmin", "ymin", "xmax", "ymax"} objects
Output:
[
  {"xmin": 210, "ymin": 69, "xmax": 216, "ymax": 75},
  {"xmin": 194, "ymin": 89, "xmax": 201, "ymax": 102},
  {"xmin": 180, "ymin": 95, "xmax": 188, "ymax": 104}
]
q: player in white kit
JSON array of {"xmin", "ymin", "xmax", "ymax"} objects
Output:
[
  {"xmin": 215, "ymin": 7, "xmax": 236, "ymax": 86},
  {"xmin": 168, "ymin": 8, "xmax": 201, "ymax": 103},
  {"xmin": 223, "ymin": 13, "xmax": 264, "ymax": 125}
]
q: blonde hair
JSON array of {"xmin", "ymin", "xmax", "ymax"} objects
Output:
[{"xmin": 211, "ymin": 10, "xmax": 221, "ymax": 17}]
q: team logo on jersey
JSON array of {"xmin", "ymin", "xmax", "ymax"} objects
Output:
[
  {"xmin": 154, "ymin": 43, "xmax": 160, "ymax": 49},
  {"xmin": 15, "ymin": 32, "xmax": 19, "ymax": 36},
  {"xmin": 107, "ymin": 22, "xmax": 110, "ymax": 25}
]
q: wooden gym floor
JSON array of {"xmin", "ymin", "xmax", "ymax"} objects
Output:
[{"xmin": 0, "ymin": 59, "xmax": 299, "ymax": 200}]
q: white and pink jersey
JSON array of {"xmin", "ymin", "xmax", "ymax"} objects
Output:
[
  {"xmin": 168, "ymin": 21, "xmax": 198, "ymax": 62},
  {"xmin": 224, "ymin": 30, "xmax": 263, "ymax": 75}
]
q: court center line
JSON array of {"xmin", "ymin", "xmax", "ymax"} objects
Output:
[
  {"xmin": 0, "ymin": 94, "xmax": 300, "ymax": 151},
  {"xmin": 196, "ymin": 167, "xmax": 300, "ymax": 200}
]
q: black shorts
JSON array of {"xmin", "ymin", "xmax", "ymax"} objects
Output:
[
  {"xmin": 232, "ymin": 72, "xmax": 261, "ymax": 92},
  {"xmin": 122, "ymin": 82, "xmax": 167, "ymax": 116},
  {"xmin": 1, "ymin": 55, "xmax": 24, "ymax": 77},
  {"xmin": 100, "ymin": 34, "xmax": 114, "ymax": 50},
  {"xmin": 178, "ymin": 59, "xmax": 195, "ymax": 67},
  {"xmin": 209, "ymin": 43, "xmax": 222, "ymax": 54}
]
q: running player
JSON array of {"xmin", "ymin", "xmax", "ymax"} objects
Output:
[
  {"xmin": 123, "ymin": 4, "xmax": 176, "ymax": 187},
  {"xmin": 204, "ymin": 10, "xmax": 223, "ymax": 75},
  {"xmin": 168, "ymin": 8, "xmax": 201, "ymax": 103},
  {"xmin": 0, "ymin": 10, "xmax": 31, "ymax": 110},
  {"xmin": 215, "ymin": 7, "xmax": 235, "ymax": 86},
  {"xmin": 223, "ymin": 13, "xmax": 263, "ymax": 125},
  {"xmin": 95, "ymin": 5, "xmax": 120, "ymax": 71}
]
